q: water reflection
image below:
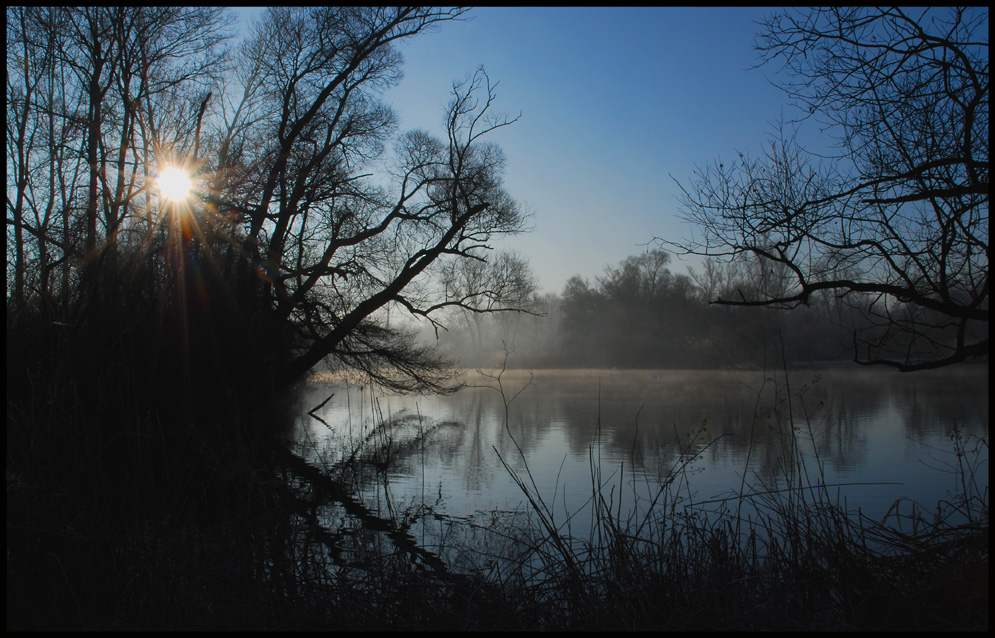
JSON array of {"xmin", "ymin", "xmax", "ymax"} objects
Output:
[{"xmin": 295, "ymin": 365, "xmax": 988, "ymax": 529}]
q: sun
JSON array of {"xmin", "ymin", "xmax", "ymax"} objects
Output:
[{"xmin": 158, "ymin": 166, "xmax": 193, "ymax": 202}]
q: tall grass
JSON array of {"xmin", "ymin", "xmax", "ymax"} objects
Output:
[
  {"xmin": 469, "ymin": 361, "xmax": 988, "ymax": 631},
  {"xmin": 8, "ymin": 330, "xmax": 988, "ymax": 630},
  {"xmin": 288, "ymin": 360, "xmax": 987, "ymax": 630}
]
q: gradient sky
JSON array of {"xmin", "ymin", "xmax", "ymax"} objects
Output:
[{"xmin": 235, "ymin": 7, "xmax": 808, "ymax": 294}]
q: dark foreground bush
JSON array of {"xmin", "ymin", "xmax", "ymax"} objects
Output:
[
  {"xmin": 6, "ymin": 304, "xmax": 988, "ymax": 630},
  {"xmin": 8, "ymin": 400, "xmax": 988, "ymax": 631}
]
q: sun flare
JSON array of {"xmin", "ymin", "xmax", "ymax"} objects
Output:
[{"xmin": 158, "ymin": 166, "xmax": 193, "ymax": 202}]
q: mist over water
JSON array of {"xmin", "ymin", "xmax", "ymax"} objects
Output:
[{"xmin": 295, "ymin": 365, "xmax": 988, "ymax": 537}]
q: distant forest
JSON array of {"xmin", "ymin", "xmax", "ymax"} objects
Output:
[{"xmin": 426, "ymin": 249, "xmax": 921, "ymax": 370}]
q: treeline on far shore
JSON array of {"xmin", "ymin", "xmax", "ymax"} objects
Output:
[{"xmin": 425, "ymin": 249, "xmax": 984, "ymax": 371}]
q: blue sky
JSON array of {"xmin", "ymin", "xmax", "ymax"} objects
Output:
[{"xmin": 235, "ymin": 7, "xmax": 805, "ymax": 294}]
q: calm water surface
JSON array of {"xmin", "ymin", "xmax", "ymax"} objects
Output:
[{"xmin": 294, "ymin": 365, "xmax": 988, "ymax": 534}]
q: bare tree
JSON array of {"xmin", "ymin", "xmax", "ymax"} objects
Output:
[
  {"xmin": 665, "ymin": 7, "xmax": 988, "ymax": 370},
  {"xmin": 5, "ymin": 5, "xmax": 537, "ymax": 559},
  {"xmin": 687, "ymin": 257, "xmax": 742, "ymax": 305},
  {"xmin": 6, "ymin": 7, "xmax": 46, "ymax": 306},
  {"xmin": 272, "ymin": 66, "xmax": 528, "ymax": 392},
  {"xmin": 188, "ymin": 8, "xmax": 532, "ymax": 393},
  {"xmin": 8, "ymin": 7, "xmax": 533, "ymax": 400},
  {"xmin": 435, "ymin": 250, "xmax": 539, "ymax": 348},
  {"xmin": 5, "ymin": 7, "xmax": 232, "ymax": 316},
  {"xmin": 597, "ymin": 248, "xmax": 674, "ymax": 304}
]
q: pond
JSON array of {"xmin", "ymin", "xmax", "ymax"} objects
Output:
[{"xmin": 293, "ymin": 364, "xmax": 989, "ymax": 541}]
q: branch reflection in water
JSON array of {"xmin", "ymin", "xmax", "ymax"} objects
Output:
[{"xmin": 293, "ymin": 365, "xmax": 988, "ymax": 548}]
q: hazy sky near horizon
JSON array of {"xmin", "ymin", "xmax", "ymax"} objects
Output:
[{"xmin": 235, "ymin": 7, "xmax": 809, "ymax": 295}]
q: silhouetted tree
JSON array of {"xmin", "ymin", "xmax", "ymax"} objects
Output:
[
  {"xmin": 6, "ymin": 7, "xmax": 231, "ymax": 312},
  {"xmin": 434, "ymin": 249, "xmax": 539, "ymax": 351},
  {"xmin": 557, "ymin": 249, "xmax": 705, "ymax": 368},
  {"xmin": 6, "ymin": 7, "xmax": 534, "ymax": 523},
  {"xmin": 200, "ymin": 8, "xmax": 528, "ymax": 393},
  {"xmin": 8, "ymin": 7, "xmax": 533, "ymax": 402},
  {"xmin": 558, "ymin": 274, "xmax": 606, "ymax": 366},
  {"xmin": 666, "ymin": 7, "xmax": 988, "ymax": 370}
]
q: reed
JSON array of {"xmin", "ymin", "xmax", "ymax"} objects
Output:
[
  {"xmin": 7, "ymin": 319, "xmax": 987, "ymax": 630},
  {"xmin": 472, "ymin": 364, "xmax": 989, "ymax": 631}
]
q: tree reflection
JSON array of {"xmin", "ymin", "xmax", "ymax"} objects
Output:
[{"xmin": 300, "ymin": 366, "xmax": 988, "ymax": 514}]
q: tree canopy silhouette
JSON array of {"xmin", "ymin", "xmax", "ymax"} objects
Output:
[
  {"xmin": 665, "ymin": 7, "xmax": 988, "ymax": 370},
  {"xmin": 7, "ymin": 7, "xmax": 532, "ymax": 405}
]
